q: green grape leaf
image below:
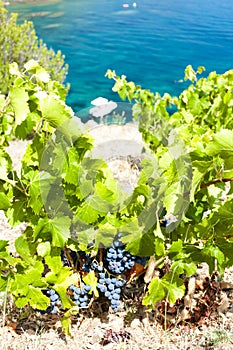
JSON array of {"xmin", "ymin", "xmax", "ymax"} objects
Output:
[
  {"xmin": 197, "ymin": 66, "xmax": 206, "ymax": 74},
  {"xmin": 24, "ymin": 59, "xmax": 40, "ymax": 71},
  {"xmin": 26, "ymin": 286, "xmax": 49, "ymax": 310},
  {"xmin": 126, "ymin": 230, "xmax": 157, "ymax": 257},
  {"xmin": 94, "ymin": 222, "xmax": 117, "ymax": 248},
  {"xmin": 154, "ymin": 237, "xmax": 165, "ymax": 257},
  {"xmin": 143, "ymin": 273, "xmax": 185, "ymax": 307},
  {"xmin": 0, "ymin": 152, "xmax": 10, "ymax": 181},
  {"xmin": 0, "ymin": 192, "xmax": 11, "ymax": 210},
  {"xmin": 9, "ymin": 62, "xmax": 20, "ymax": 76},
  {"xmin": 215, "ymin": 238, "xmax": 233, "ymax": 268},
  {"xmin": 161, "ymin": 273, "xmax": 186, "ymax": 304},
  {"xmin": 61, "ymin": 312, "xmax": 73, "ymax": 336},
  {"xmin": 171, "ymin": 260, "xmax": 197, "ymax": 276},
  {"xmin": 0, "ymin": 251, "xmax": 21, "ymax": 267},
  {"xmin": 25, "ymin": 171, "xmax": 44, "ymax": 215},
  {"xmin": 7, "ymin": 199, "xmax": 27, "ymax": 226},
  {"xmin": 184, "ymin": 65, "xmax": 196, "ymax": 82},
  {"xmin": 75, "ymin": 202, "xmax": 100, "ymax": 224},
  {"xmin": 168, "ymin": 239, "xmax": 183, "ymax": 255},
  {"xmin": 35, "ymin": 68, "xmax": 50, "ymax": 83},
  {"xmin": 15, "ymin": 297, "xmax": 29, "ymax": 308},
  {"xmin": 44, "ymin": 253, "xmax": 63, "ymax": 275},
  {"xmin": 206, "ymin": 129, "xmax": 233, "ymax": 157},
  {"xmin": 74, "ymin": 226, "xmax": 96, "ymax": 250},
  {"xmin": 37, "ymin": 241, "xmax": 51, "ymax": 257},
  {"xmin": 34, "ymin": 216, "xmax": 71, "ymax": 247},
  {"xmin": 190, "ymin": 160, "xmax": 212, "ymax": 201},
  {"xmin": 119, "ymin": 219, "xmax": 143, "ymax": 244},
  {"xmin": 0, "ymin": 240, "xmax": 9, "ymax": 251},
  {"xmin": 14, "ymin": 235, "xmax": 34, "ymax": 264},
  {"xmin": 14, "ymin": 287, "xmax": 49, "ymax": 310},
  {"xmin": 10, "ymin": 87, "xmax": 30, "ymax": 126},
  {"xmin": 201, "ymin": 244, "xmax": 225, "ymax": 274},
  {"xmin": 37, "ymin": 92, "xmax": 72, "ymax": 128},
  {"xmin": 47, "ymin": 271, "xmax": 79, "ymax": 309},
  {"xmin": 213, "ymin": 199, "xmax": 233, "ymax": 225},
  {"xmin": 142, "ymin": 277, "xmax": 165, "ymax": 306},
  {"xmin": 83, "ymin": 271, "xmax": 99, "ymax": 297},
  {"xmin": 0, "ymin": 277, "xmax": 8, "ymax": 291},
  {"xmin": 79, "ymin": 179, "xmax": 94, "ymax": 198},
  {"xmin": 11, "ymin": 261, "xmax": 47, "ymax": 308},
  {"xmin": 61, "ymin": 306, "xmax": 80, "ymax": 336},
  {"xmin": 105, "ymin": 69, "xmax": 116, "ymax": 79},
  {"xmin": 154, "ymin": 220, "xmax": 164, "ymax": 240}
]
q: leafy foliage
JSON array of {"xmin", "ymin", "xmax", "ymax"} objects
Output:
[
  {"xmin": 0, "ymin": 60, "xmax": 233, "ymax": 333},
  {"xmin": 0, "ymin": 1, "xmax": 68, "ymax": 94},
  {"xmin": 106, "ymin": 66, "xmax": 233, "ymax": 306}
]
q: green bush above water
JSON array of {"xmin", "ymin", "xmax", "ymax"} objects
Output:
[{"xmin": 0, "ymin": 0, "xmax": 68, "ymax": 94}]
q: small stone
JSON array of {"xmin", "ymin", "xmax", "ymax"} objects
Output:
[{"xmin": 131, "ymin": 318, "xmax": 141, "ymax": 328}]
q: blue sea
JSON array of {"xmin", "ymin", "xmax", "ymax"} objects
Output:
[{"xmin": 8, "ymin": 0, "xmax": 233, "ymax": 117}]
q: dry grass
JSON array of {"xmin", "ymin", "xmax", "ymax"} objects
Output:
[{"xmin": 0, "ymin": 281, "xmax": 233, "ymax": 350}]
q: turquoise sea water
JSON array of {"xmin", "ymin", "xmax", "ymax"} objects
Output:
[{"xmin": 8, "ymin": 0, "xmax": 233, "ymax": 115}]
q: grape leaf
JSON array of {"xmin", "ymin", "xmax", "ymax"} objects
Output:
[
  {"xmin": 206, "ymin": 129, "xmax": 233, "ymax": 157},
  {"xmin": 37, "ymin": 241, "xmax": 51, "ymax": 257},
  {"xmin": 142, "ymin": 277, "xmax": 165, "ymax": 306},
  {"xmin": 83, "ymin": 271, "xmax": 99, "ymax": 297},
  {"xmin": 46, "ymin": 270, "xmax": 79, "ymax": 309},
  {"xmin": 126, "ymin": 230, "xmax": 156, "ymax": 256},
  {"xmin": 34, "ymin": 216, "xmax": 71, "ymax": 247},
  {"xmin": 94, "ymin": 222, "xmax": 117, "ymax": 248},
  {"xmin": 10, "ymin": 87, "xmax": 30, "ymax": 126},
  {"xmin": 37, "ymin": 93, "xmax": 71, "ymax": 128},
  {"xmin": 15, "ymin": 235, "xmax": 34, "ymax": 264},
  {"xmin": 143, "ymin": 272, "xmax": 185, "ymax": 307},
  {"xmin": 27, "ymin": 287, "xmax": 50, "ymax": 309},
  {"xmin": 0, "ymin": 192, "xmax": 11, "ymax": 210},
  {"xmin": 75, "ymin": 202, "xmax": 100, "ymax": 224},
  {"xmin": 161, "ymin": 273, "xmax": 186, "ymax": 304}
]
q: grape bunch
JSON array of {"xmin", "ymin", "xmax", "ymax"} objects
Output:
[
  {"xmin": 41, "ymin": 288, "xmax": 61, "ymax": 314},
  {"xmin": 68, "ymin": 283, "xmax": 91, "ymax": 308},
  {"xmin": 40, "ymin": 239, "xmax": 149, "ymax": 315},
  {"xmin": 104, "ymin": 236, "xmax": 148, "ymax": 274},
  {"xmin": 97, "ymin": 272, "xmax": 125, "ymax": 312}
]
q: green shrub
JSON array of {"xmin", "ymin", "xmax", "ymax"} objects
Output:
[{"xmin": 0, "ymin": 1, "xmax": 69, "ymax": 94}]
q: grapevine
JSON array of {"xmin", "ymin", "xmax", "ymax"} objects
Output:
[{"xmin": 0, "ymin": 61, "xmax": 233, "ymax": 334}]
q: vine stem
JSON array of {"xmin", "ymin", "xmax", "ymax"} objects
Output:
[
  {"xmin": 64, "ymin": 246, "xmax": 76, "ymax": 272},
  {"xmin": 144, "ymin": 256, "xmax": 164, "ymax": 284},
  {"xmin": 200, "ymin": 177, "xmax": 233, "ymax": 189}
]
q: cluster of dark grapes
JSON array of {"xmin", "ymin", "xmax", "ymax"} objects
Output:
[
  {"xmin": 38, "ymin": 237, "xmax": 149, "ymax": 315},
  {"xmin": 68, "ymin": 283, "xmax": 91, "ymax": 308},
  {"xmin": 88, "ymin": 261, "xmax": 126, "ymax": 312},
  {"xmin": 40, "ymin": 288, "xmax": 61, "ymax": 314},
  {"xmin": 97, "ymin": 271, "xmax": 125, "ymax": 312},
  {"xmin": 104, "ymin": 236, "xmax": 148, "ymax": 275}
]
